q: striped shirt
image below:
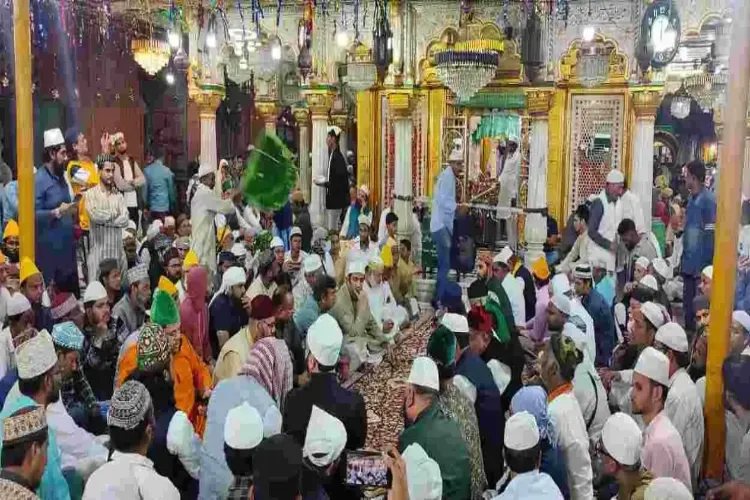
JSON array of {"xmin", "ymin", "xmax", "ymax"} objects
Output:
[{"xmin": 84, "ymin": 183, "xmax": 129, "ymax": 279}]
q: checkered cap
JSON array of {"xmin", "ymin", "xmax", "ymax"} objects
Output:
[{"xmin": 107, "ymin": 380, "xmax": 152, "ymax": 430}]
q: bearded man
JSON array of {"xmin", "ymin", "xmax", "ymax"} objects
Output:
[{"xmin": 110, "ymin": 132, "xmax": 145, "ymax": 224}]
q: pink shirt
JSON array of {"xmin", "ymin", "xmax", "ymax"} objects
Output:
[
  {"xmin": 641, "ymin": 411, "xmax": 693, "ymax": 492},
  {"xmin": 525, "ymin": 284, "xmax": 549, "ymax": 342}
]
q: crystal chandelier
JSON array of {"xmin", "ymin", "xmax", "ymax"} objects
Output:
[
  {"xmin": 577, "ymin": 39, "xmax": 611, "ymax": 88},
  {"xmin": 345, "ymin": 41, "xmax": 377, "ymax": 91},
  {"xmin": 670, "ymin": 83, "xmax": 692, "ymax": 119},
  {"xmin": 131, "ymin": 38, "xmax": 171, "ymax": 76},
  {"xmin": 434, "ymin": 13, "xmax": 504, "ymax": 102},
  {"xmin": 683, "ymin": 69, "xmax": 728, "ymax": 112}
]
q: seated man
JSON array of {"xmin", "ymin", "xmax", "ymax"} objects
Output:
[
  {"xmin": 293, "ymin": 254, "xmax": 323, "ymax": 311},
  {"xmin": 390, "ymin": 239, "xmax": 419, "ymax": 321},
  {"xmin": 329, "ymin": 260, "xmax": 387, "ymax": 373},
  {"xmin": 294, "ymin": 275, "xmax": 338, "ymax": 340},
  {"xmin": 364, "ymin": 256, "xmax": 406, "ymax": 341}
]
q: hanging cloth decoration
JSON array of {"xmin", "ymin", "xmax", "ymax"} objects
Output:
[
  {"xmin": 471, "ymin": 111, "xmax": 521, "ymax": 143},
  {"xmin": 242, "ymin": 133, "xmax": 298, "ymax": 211}
]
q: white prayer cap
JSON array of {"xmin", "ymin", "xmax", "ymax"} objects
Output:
[
  {"xmin": 573, "ymin": 263, "xmax": 592, "ymax": 280},
  {"xmin": 655, "ymin": 322, "xmax": 689, "ymax": 353},
  {"xmin": 702, "ymin": 265, "xmax": 713, "ymax": 280},
  {"xmin": 166, "ymin": 411, "xmax": 194, "ymax": 457},
  {"xmin": 635, "ymin": 256, "xmax": 650, "ymax": 270},
  {"xmin": 639, "ymin": 274, "xmax": 659, "ymax": 292},
  {"xmin": 492, "ymin": 246, "xmax": 514, "ymax": 266},
  {"xmin": 590, "ymin": 257, "xmax": 608, "ymax": 270},
  {"xmin": 448, "ymin": 142, "xmax": 463, "ymax": 162},
  {"xmin": 606, "ymin": 169, "xmax": 625, "ymax": 184},
  {"xmin": 368, "ymin": 255, "xmax": 385, "ymax": 271},
  {"xmin": 441, "ymin": 312, "xmax": 469, "ymax": 333},
  {"xmin": 347, "ymin": 259, "xmax": 366, "ymax": 276},
  {"xmin": 550, "ymin": 273, "xmax": 572, "ymax": 295},
  {"xmin": 303, "ymin": 406, "xmax": 347, "ymax": 467},
  {"xmin": 562, "ymin": 322, "xmax": 587, "ymax": 354},
  {"xmin": 651, "ymin": 258, "xmax": 671, "ymax": 280},
  {"xmin": 197, "ymin": 163, "xmax": 216, "ymax": 177},
  {"xmin": 222, "ymin": 267, "xmax": 247, "ymax": 289},
  {"xmin": 224, "ymin": 402, "xmax": 264, "ymax": 450},
  {"xmin": 641, "ymin": 302, "xmax": 666, "ymax": 329},
  {"xmin": 634, "ymin": 346, "xmax": 670, "ymax": 386},
  {"xmin": 307, "ymin": 314, "xmax": 343, "ymax": 366},
  {"xmin": 644, "ymin": 477, "xmax": 693, "ymax": 500},
  {"xmin": 164, "ymin": 216, "xmax": 176, "ymax": 227},
  {"xmin": 7, "ymin": 293, "xmax": 31, "ymax": 317},
  {"xmin": 290, "ymin": 226, "xmax": 303, "ymax": 239},
  {"xmin": 507, "ymin": 135, "xmax": 519, "ymax": 144},
  {"xmin": 408, "ymin": 356, "xmax": 439, "ymax": 391},
  {"xmin": 83, "ymin": 281, "xmax": 108, "ymax": 304},
  {"xmin": 231, "ymin": 243, "xmax": 247, "ymax": 258},
  {"xmin": 357, "ymin": 213, "xmax": 370, "ymax": 226},
  {"xmin": 452, "ymin": 375, "xmax": 476, "ymax": 404},
  {"xmin": 327, "ymin": 125, "xmax": 342, "ymax": 137},
  {"xmin": 127, "ymin": 220, "xmax": 137, "ymax": 232},
  {"xmin": 504, "ymin": 411, "xmax": 539, "ymax": 451},
  {"xmin": 733, "ymin": 310, "xmax": 750, "ymax": 333},
  {"xmin": 403, "ymin": 443, "xmax": 443, "ymax": 500},
  {"xmin": 550, "ymin": 293, "xmax": 571, "ymax": 315},
  {"xmin": 303, "ymin": 254, "xmax": 323, "ymax": 274},
  {"xmin": 270, "ymin": 236, "xmax": 285, "ymax": 249},
  {"xmin": 601, "ymin": 412, "xmax": 642, "ymax": 466},
  {"xmin": 43, "ymin": 128, "xmax": 65, "ymax": 148},
  {"xmin": 16, "ymin": 330, "xmax": 57, "ymax": 380}
]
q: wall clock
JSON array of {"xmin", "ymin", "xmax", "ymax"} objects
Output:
[{"xmin": 642, "ymin": 0, "xmax": 681, "ymax": 68}]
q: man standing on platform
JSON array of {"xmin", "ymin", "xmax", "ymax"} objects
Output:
[
  {"xmin": 497, "ymin": 136, "xmax": 520, "ymax": 247},
  {"xmin": 587, "ymin": 169, "xmax": 625, "ymax": 274},
  {"xmin": 430, "ymin": 140, "xmax": 462, "ymax": 304},
  {"xmin": 35, "ymin": 129, "xmax": 77, "ymax": 292},
  {"xmin": 110, "ymin": 132, "xmax": 145, "ymax": 225},
  {"xmin": 316, "ymin": 126, "xmax": 349, "ymax": 231}
]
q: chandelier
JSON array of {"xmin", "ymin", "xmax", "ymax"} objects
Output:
[
  {"xmin": 434, "ymin": 23, "xmax": 504, "ymax": 102},
  {"xmin": 131, "ymin": 38, "xmax": 171, "ymax": 76},
  {"xmin": 577, "ymin": 39, "xmax": 611, "ymax": 88},
  {"xmin": 683, "ymin": 69, "xmax": 728, "ymax": 112},
  {"xmin": 670, "ymin": 83, "xmax": 692, "ymax": 119},
  {"xmin": 345, "ymin": 41, "xmax": 377, "ymax": 91}
]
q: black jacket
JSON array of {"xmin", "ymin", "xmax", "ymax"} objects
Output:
[
  {"xmin": 326, "ymin": 149, "xmax": 350, "ymax": 210},
  {"xmin": 514, "ymin": 265, "xmax": 537, "ymax": 322}
]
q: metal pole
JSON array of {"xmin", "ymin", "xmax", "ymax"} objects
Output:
[
  {"xmin": 704, "ymin": 0, "xmax": 750, "ymax": 479},
  {"xmin": 13, "ymin": 0, "xmax": 35, "ymax": 261}
]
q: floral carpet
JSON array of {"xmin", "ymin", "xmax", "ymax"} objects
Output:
[{"xmin": 348, "ymin": 315, "xmax": 435, "ymax": 450}]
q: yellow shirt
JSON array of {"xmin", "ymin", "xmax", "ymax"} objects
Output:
[
  {"xmin": 67, "ymin": 160, "xmax": 100, "ymax": 231},
  {"xmin": 380, "ymin": 236, "xmax": 397, "ymax": 268},
  {"xmin": 213, "ymin": 326, "xmax": 254, "ymax": 384}
]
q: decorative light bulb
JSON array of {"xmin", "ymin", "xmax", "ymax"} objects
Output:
[
  {"xmin": 272, "ymin": 43, "xmax": 282, "ymax": 60},
  {"xmin": 168, "ymin": 30, "xmax": 180, "ymax": 48},
  {"xmin": 165, "ymin": 71, "xmax": 175, "ymax": 85},
  {"xmin": 336, "ymin": 30, "xmax": 349, "ymax": 48},
  {"xmin": 206, "ymin": 32, "xmax": 217, "ymax": 48},
  {"xmin": 582, "ymin": 26, "xmax": 595, "ymax": 42}
]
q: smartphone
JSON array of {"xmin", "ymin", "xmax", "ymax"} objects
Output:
[{"xmin": 344, "ymin": 450, "xmax": 391, "ymax": 488}]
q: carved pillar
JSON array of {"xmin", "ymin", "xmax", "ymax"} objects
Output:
[
  {"xmin": 389, "ymin": 93, "xmax": 415, "ymax": 240},
  {"xmin": 191, "ymin": 85, "xmax": 225, "ymax": 171},
  {"xmin": 631, "ymin": 89, "xmax": 661, "ymax": 225},
  {"xmin": 331, "ymin": 113, "xmax": 349, "ymax": 158},
  {"xmin": 294, "ymin": 107, "xmax": 312, "ymax": 203},
  {"xmin": 524, "ymin": 90, "xmax": 553, "ymax": 264},
  {"xmin": 304, "ymin": 90, "xmax": 335, "ymax": 229},
  {"xmin": 256, "ymin": 100, "xmax": 279, "ymax": 135}
]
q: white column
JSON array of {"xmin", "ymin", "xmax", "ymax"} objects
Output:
[
  {"xmin": 524, "ymin": 119, "xmax": 549, "ymax": 264},
  {"xmin": 197, "ymin": 91, "xmax": 223, "ymax": 169},
  {"xmin": 256, "ymin": 101, "xmax": 278, "ymax": 136},
  {"xmin": 294, "ymin": 108, "xmax": 311, "ymax": 202},
  {"xmin": 310, "ymin": 114, "xmax": 329, "ymax": 229},
  {"xmin": 389, "ymin": 94, "xmax": 415, "ymax": 240},
  {"xmin": 632, "ymin": 117, "xmax": 656, "ymax": 224}
]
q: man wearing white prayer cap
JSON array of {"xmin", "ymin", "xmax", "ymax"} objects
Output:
[
  {"xmin": 0, "ymin": 293, "xmax": 33, "ymax": 380},
  {"xmin": 497, "ymin": 410, "xmax": 563, "ymax": 499},
  {"xmin": 282, "ymin": 313, "xmax": 367, "ymax": 484},
  {"xmin": 619, "ymin": 218, "xmax": 660, "ymax": 289},
  {"xmin": 491, "ymin": 247, "xmax": 525, "ymax": 326},
  {"xmin": 631, "ymin": 347, "xmax": 692, "ymax": 491},
  {"xmin": 699, "ymin": 264, "xmax": 713, "ymax": 300},
  {"xmin": 572, "ymin": 262, "xmax": 616, "ymax": 367},
  {"xmin": 654, "ymin": 322, "xmax": 703, "ymax": 485},
  {"xmin": 292, "ymin": 254, "xmax": 323, "ymax": 311},
  {"xmin": 549, "ymin": 273, "xmax": 597, "ymax": 359},
  {"xmin": 402, "ymin": 443, "xmax": 443, "ymax": 500},
  {"xmin": 399, "ymin": 356, "xmax": 471, "ymax": 500},
  {"xmin": 599, "ymin": 412, "xmax": 653, "ymax": 499},
  {"xmin": 302, "ymin": 406, "xmax": 347, "ymax": 496},
  {"xmin": 644, "ymin": 476, "xmax": 693, "ymax": 500},
  {"xmin": 730, "ymin": 310, "xmax": 750, "ymax": 355},
  {"xmin": 587, "ymin": 169, "xmax": 626, "ymax": 272},
  {"xmin": 329, "ymin": 258, "xmax": 388, "ymax": 372},
  {"xmin": 497, "ymin": 134, "xmax": 521, "ymax": 247},
  {"xmin": 223, "ymin": 402, "xmax": 264, "ymax": 498},
  {"xmin": 190, "ymin": 158, "xmax": 238, "ymax": 280}
]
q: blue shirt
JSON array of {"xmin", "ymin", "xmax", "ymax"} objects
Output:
[
  {"xmin": 0, "ymin": 368, "xmax": 17, "ymax": 408},
  {"xmin": 0, "ymin": 395, "xmax": 70, "ymax": 500},
  {"xmin": 199, "ymin": 375, "xmax": 281, "ymax": 500},
  {"xmin": 143, "ymin": 160, "xmax": 176, "ymax": 213},
  {"xmin": 581, "ymin": 288, "xmax": 617, "ymax": 367},
  {"xmin": 294, "ymin": 295, "xmax": 320, "ymax": 340},
  {"xmin": 681, "ymin": 188, "xmax": 716, "ymax": 276},
  {"xmin": 595, "ymin": 274, "xmax": 616, "ymax": 308},
  {"xmin": 1, "ymin": 180, "xmax": 18, "ymax": 230},
  {"xmin": 35, "ymin": 166, "xmax": 75, "ymax": 282},
  {"xmin": 430, "ymin": 167, "xmax": 457, "ymax": 234}
]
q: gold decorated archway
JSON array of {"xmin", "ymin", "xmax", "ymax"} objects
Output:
[{"xmin": 557, "ymin": 33, "xmax": 629, "ymax": 87}]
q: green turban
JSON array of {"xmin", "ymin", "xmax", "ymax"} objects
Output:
[
  {"xmin": 150, "ymin": 289, "xmax": 180, "ymax": 327},
  {"xmin": 427, "ymin": 325, "xmax": 457, "ymax": 368}
]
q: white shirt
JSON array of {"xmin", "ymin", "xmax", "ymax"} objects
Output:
[
  {"xmin": 0, "ymin": 325, "xmax": 14, "ymax": 378},
  {"xmin": 570, "ymin": 299, "xmax": 596, "ymax": 363},
  {"xmin": 726, "ymin": 410, "xmax": 750, "ymax": 484},
  {"xmin": 572, "ymin": 357, "xmax": 610, "ymax": 442},
  {"xmin": 495, "ymin": 470, "xmax": 563, "ymax": 500},
  {"xmin": 664, "ymin": 368, "xmax": 704, "ymax": 485},
  {"xmin": 0, "ymin": 287, "xmax": 10, "ymax": 328},
  {"xmin": 83, "ymin": 451, "xmax": 180, "ymax": 500},
  {"xmin": 501, "ymin": 273, "xmax": 526, "ymax": 326},
  {"xmin": 548, "ymin": 391, "xmax": 594, "ymax": 500},
  {"xmin": 190, "ymin": 183, "xmax": 235, "ymax": 274},
  {"xmin": 378, "ymin": 207, "xmax": 392, "ymax": 243},
  {"xmin": 47, "ymin": 398, "xmax": 109, "ymax": 473},
  {"xmin": 284, "ymin": 250, "xmax": 309, "ymax": 287}
]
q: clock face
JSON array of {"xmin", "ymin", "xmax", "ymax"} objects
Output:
[{"xmin": 643, "ymin": 0, "xmax": 681, "ymax": 68}]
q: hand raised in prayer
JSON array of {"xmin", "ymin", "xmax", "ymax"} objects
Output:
[
  {"xmin": 707, "ymin": 481, "xmax": 750, "ymax": 500},
  {"xmin": 384, "ymin": 446, "xmax": 408, "ymax": 500},
  {"xmin": 100, "ymin": 132, "xmax": 110, "ymax": 153}
]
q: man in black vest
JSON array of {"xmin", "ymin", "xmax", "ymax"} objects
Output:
[{"xmin": 322, "ymin": 126, "xmax": 350, "ymax": 231}]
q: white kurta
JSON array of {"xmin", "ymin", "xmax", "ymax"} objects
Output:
[
  {"xmin": 572, "ymin": 356, "xmax": 610, "ymax": 442},
  {"xmin": 190, "ymin": 183, "xmax": 235, "ymax": 276},
  {"xmin": 548, "ymin": 391, "xmax": 594, "ymax": 500},
  {"xmin": 664, "ymin": 368, "xmax": 704, "ymax": 485},
  {"xmin": 588, "ymin": 191, "xmax": 623, "ymax": 272},
  {"xmin": 84, "ymin": 183, "xmax": 129, "ymax": 279},
  {"xmin": 570, "ymin": 299, "xmax": 597, "ymax": 363},
  {"xmin": 497, "ymin": 151, "xmax": 520, "ymax": 220},
  {"xmin": 47, "ymin": 398, "xmax": 109, "ymax": 475},
  {"xmin": 365, "ymin": 281, "xmax": 407, "ymax": 340},
  {"xmin": 83, "ymin": 451, "xmax": 180, "ymax": 500},
  {"xmin": 0, "ymin": 325, "xmax": 14, "ymax": 379},
  {"xmin": 501, "ymin": 273, "xmax": 526, "ymax": 326}
]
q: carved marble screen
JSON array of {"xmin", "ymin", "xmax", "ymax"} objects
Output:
[{"xmin": 567, "ymin": 94, "xmax": 625, "ymax": 212}]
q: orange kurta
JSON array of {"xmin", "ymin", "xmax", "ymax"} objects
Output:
[{"xmin": 117, "ymin": 334, "xmax": 212, "ymax": 436}]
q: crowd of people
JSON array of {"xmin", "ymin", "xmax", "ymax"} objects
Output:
[{"xmin": 0, "ymin": 122, "xmax": 747, "ymax": 500}]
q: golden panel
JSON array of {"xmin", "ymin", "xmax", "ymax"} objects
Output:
[
  {"xmin": 330, "ymin": 113, "xmax": 348, "ymax": 129},
  {"xmin": 303, "ymin": 89, "xmax": 335, "ymax": 116},
  {"xmin": 547, "ymin": 89, "xmax": 566, "ymax": 225},
  {"xmin": 255, "ymin": 100, "xmax": 279, "ymax": 123},
  {"xmin": 292, "ymin": 107, "xmax": 310, "ymax": 124},
  {"xmin": 526, "ymin": 89, "xmax": 554, "ymax": 116},
  {"xmin": 631, "ymin": 88, "xmax": 663, "ymax": 118},
  {"xmin": 356, "ymin": 91, "xmax": 375, "ymax": 193},
  {"xmin": 192, "ymin": 88, "xmax": 225, "ymax": 117},
  {"xmin": 427, "ymin": 87, "xmax": 446, "ymax": 198},
  {"xmin": 557, "ymin": 34, "xmax": 628, "ymax": 87},
  {"xmin": 387, "ymin": 92, "xmax": 415, "ymax": 119}
]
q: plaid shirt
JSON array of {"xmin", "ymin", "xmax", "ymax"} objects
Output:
[
  {"xmin": 61, "ymin": 367, "xmax": 98, "ymax": 416},
  {"xmin": 227, "ymin": 476, "xmax": 253, "ymax": 500},
  {"xmin": 83, "ymin": 317, "xmax": 128, "ymax": 372}
]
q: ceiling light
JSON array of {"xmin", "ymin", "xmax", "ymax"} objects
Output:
[
  {"xmin": 168, "ymin": 30, "xmax": 180, "ymax": 49},
  {"xmin": 206, "ymin": 32, "xmax": 217, "ymax": 49},
  {"xmin": 582, "ymin": 26, "xmax": 595, "ymax": 42},
  {"xmin": 271, "ymin": 38, "xmax": 282, "ymax": 60},
  {"xmin": 165, "ymin": 71, "xmax": 175, "ymax": 85}
]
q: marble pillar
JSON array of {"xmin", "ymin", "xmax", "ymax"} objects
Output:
[
  {"xmin": 294, "ymin": 108, "xmax": 311, "ymax": 203},
  {"xmin": 304, "ymin": 90, "xmax": 335, "ymax": 229},
  {"xmin": 631, "ymin": 90, "xmax": 661, "ymax": 225},
  {"xmin": 389, "ymin": 93, "xmax": 415, "ymax": 240},
  {"xmin": 524, "ymin": 91, "xmax": 553, "ymax": 264},
  {"xmin": 256, "ymin": 100, "xmax": 278, "ymax": 135},
  {"xmin": 193, "ymin": 88, "xmax": 224, "ymax": 170}
]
